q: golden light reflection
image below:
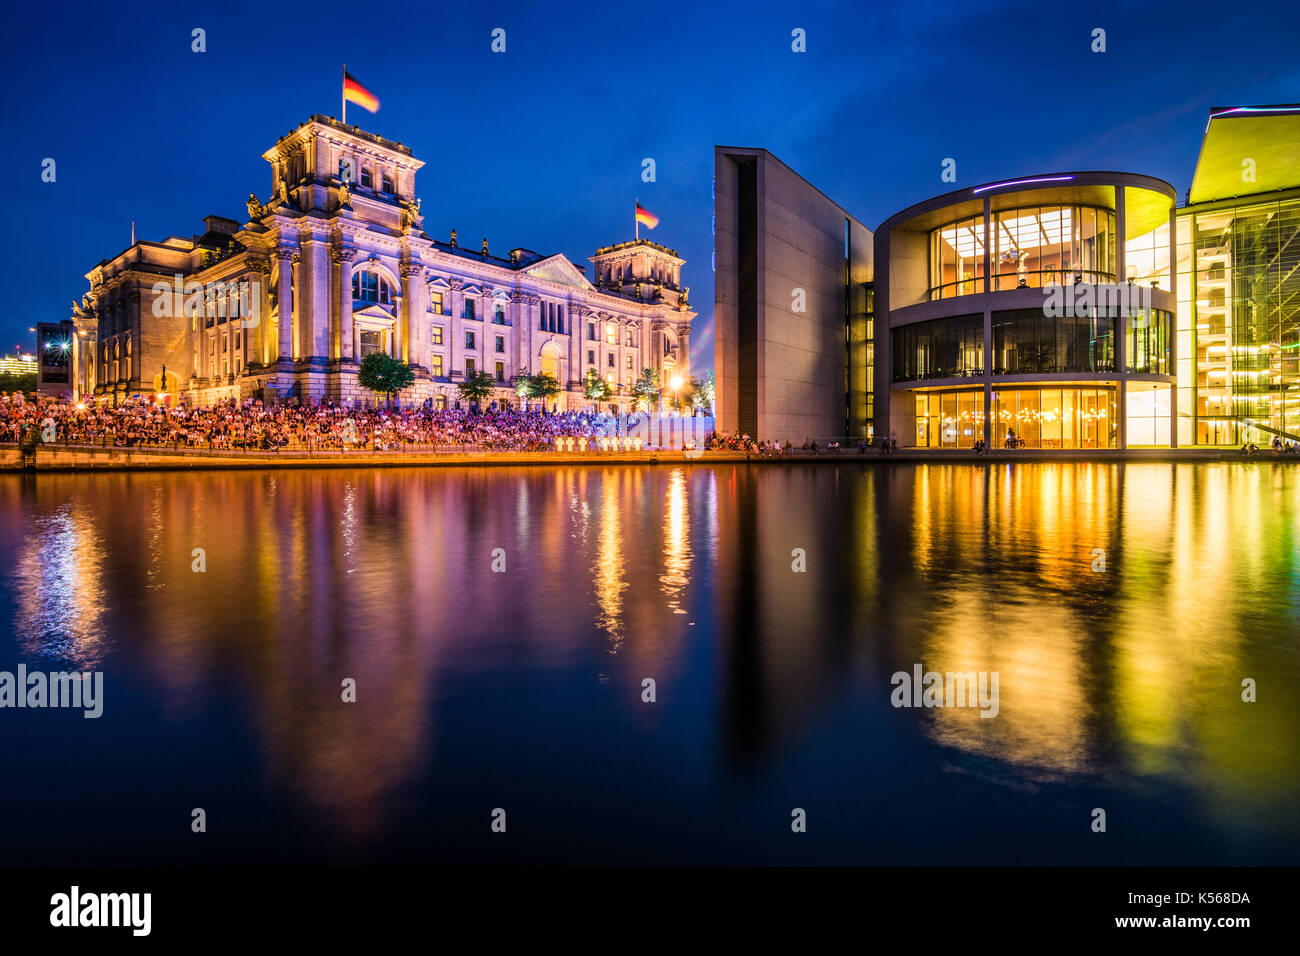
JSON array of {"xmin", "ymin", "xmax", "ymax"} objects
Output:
[
  {"xmin": 592, "ymin": 471, "xmax": 627, "ymax": 651},
  {"xmin": 15, "ymin": 506, "xmax": 109, "ymax": 668},
  {"xmin": 660, "ymin": 468, "xmax": 692, "ymax": 614},
  {"xmin": 900, "ymin": 462, "xmax": 1300, "ymax": 836}
]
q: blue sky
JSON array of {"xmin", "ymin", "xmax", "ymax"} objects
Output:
[{"xmin": 3, "ymin": 0, "xmax": 1299, "ymax": 372}]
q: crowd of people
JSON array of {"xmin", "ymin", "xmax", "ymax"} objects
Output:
[
  {"xmin": 1242, "ymin": 437, "xmax": 1300, "ymax": 457},
  {"xmin": 0, "ymin": 393, "xmax": 629, "ymax": 453}
]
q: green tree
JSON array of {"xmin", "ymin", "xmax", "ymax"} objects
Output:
[
  {"xmin": 527, "ymin": 372, "xmax": 561, "ymax": 406},
  {"xmin": 457, "ymin": 370, "xmax": 497, "ymax": 407},
  {"xmin": 513, "ymin": 366, "xmax": 532, "ymax": 401},
  {"xmin": 691, "ymin": 370, "xmax": 715, "ymax": 415},
  {"xmin": 357, "ymin": 352, "xmax": 415, "ymax": 407},
  {"xmin": 0, "ymin": 371, "xmax": 37, "ymax": 397},
  {"xmin": 582, "ymin": 368, "xmax": 614, "ymax": 406},
  {"xmin": 632, "ymin": 368, "xmax": 660, "ymax": 412}
]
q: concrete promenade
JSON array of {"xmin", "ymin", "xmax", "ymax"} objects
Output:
[{"xmin": 2, "ymin": 443, "xmax": 1297, "ymax": 472}]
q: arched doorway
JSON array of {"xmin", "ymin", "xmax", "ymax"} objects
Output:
[
  {"xmin": 539, "ymin": 343, "xmax": 562, "ymax": 411},
  {"xmin": 539, "ymin": 344, "xmax": 560, "ymax": 380}
]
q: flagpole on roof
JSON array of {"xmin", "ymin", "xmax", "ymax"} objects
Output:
[
  {"xmin": 635, "ymin": 199, "xmax": 639, "ymax": 241},
  {"xmin": 342, "ymin": 64, "xmax": 346, "ymax": 125}
]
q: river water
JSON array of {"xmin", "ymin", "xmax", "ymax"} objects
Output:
[{"xmin": 1, "ymin": 462, "xmax": 1297, "ymax": 864}]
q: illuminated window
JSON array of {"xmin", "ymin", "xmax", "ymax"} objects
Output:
[
  {"xmin": 605, "ymin": 325, "xmax": 617, "ymax": 344},
  {"xmin": 432, "ymin": 325, "xmax": 443, "ymax": 345},
  {"xmin": 432, "ymin": 354, "xmax": 444, "ymax": 376},
  {"xmin": 929, "ymin": 206, "xmax": 1117, "ymax": 299},
  {"xmin": 352, "ymin": 272, "xmax": 393, "ymax": 305}
]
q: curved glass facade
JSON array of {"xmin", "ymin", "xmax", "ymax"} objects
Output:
[
  {"xmin": 894, "ymin": 308, "xmax": 1170, "ymax": 382},
  {"xmin": 992, "ymin": 386, "xmax": 1117, "ymax": 448},
  {"xmin": 1126, "ymin": 306, "xmax": 1172, "ymax": 375},
  {"xmin": 991, "ymin": 308, "xmax": 1116, "ymax": 375},
  {"xmin": 892, "ymin": 314, "xmax": 983, "ymax": 381},
  {"xmin": 931, "ymin": 205, "xmax": 1116, "ymax": 300},
  {"xmin": 914, "ymin": 386, "xmax": 1118, "ymax": 448},
  {"xmin": 915, "ymin": 390, "xmax": 985, "ymax": 447}
]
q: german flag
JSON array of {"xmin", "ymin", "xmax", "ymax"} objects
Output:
[
  {"xmin": 635, "ymin": 201, "xmax": 659, "ymax": 230},
  {"xmin": 343, "ymin": 70, "xmax": 379, "ymax": 113}
]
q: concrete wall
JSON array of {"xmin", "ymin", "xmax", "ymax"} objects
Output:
[{"xmin": 715, "ymin": 147, "xmax": 872, "ymax": 444}]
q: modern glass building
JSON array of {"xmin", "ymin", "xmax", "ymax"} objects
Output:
[
  {"xmin": 1175, "ymin": 105, "xmax": 1300, "ymax": 447},
  {"xmin": 874, "ymin": 173, "xmax": 1178, "ymax": 449},
  {"xmin": 714, "ymin": 106, "xmax": 1300, "ymax": 449}
]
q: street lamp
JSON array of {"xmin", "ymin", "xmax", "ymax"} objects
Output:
[{"xmin": 671, "ymin": 375, "xmax": 683, "ymax": 413}]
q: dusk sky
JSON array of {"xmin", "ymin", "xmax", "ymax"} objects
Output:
[{"xmin": 4, "ymin": 0, "xmax": 1299, "ymax": 372}]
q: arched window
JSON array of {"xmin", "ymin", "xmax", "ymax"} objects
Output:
[
  {"xmin": 352, "ymin": 271, "xmax": 393, "ymax": 305},
  {"xmin": 360, "ymin": 167, "xmax": 373, "ymax": 188}
]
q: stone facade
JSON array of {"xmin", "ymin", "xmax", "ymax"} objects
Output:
[
  {"xmin": 77, "ymin": 115, "xmax": 694, "ymax": 409},
  {"xmin": 714, "ymin": 146, "xmax": 873, "ymax": 444}
]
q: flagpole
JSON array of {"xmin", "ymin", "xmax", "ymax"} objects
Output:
[
  {"xmin": 342, "ymin": 64, "xmax": 346, "ymax": 125},
  {"xmin": 635, "ymin": 199, "xmax": 639, "ymax": 241}
]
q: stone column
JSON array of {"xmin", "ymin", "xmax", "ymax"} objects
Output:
[
  {"xmin": 276, "ymin": 243, "xmax": 294, "ymax": 363},
  {"xmin": 1114, "ymin": 188, "xmax": 1127, "ymax": 450},
  {"xmin": 511, "ymin": 290, "xmax": 528, "ymax": 381},
  {"xmin": 249, "ymin": 255, "xmax": 272, "ymax": 366},
  {"xmin": 449, "ymin": 278, "xmax": 464, "ymax": 375},
  {"xmin": 568, "ymin": 304, "xmax": 587, "ymax": 390},
  {"xmin": 401, "ymin": 261, "xmax": 422, "ymax": 368},
  {"xmin": 1168, "ymin": 204, "xmax": 1178, "ymax": 449},
  {"xmin": 334, "ymin": 245, "xmax": 356, "ymax": 362}
]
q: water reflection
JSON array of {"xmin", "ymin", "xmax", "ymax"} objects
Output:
[
  {"xmin": 11, "ymin": 503, "xmax": 108, "ymax": 667},
  {"xmin": 1, "ymin": 462, "xmax": 1297, "ymax": 862}
]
